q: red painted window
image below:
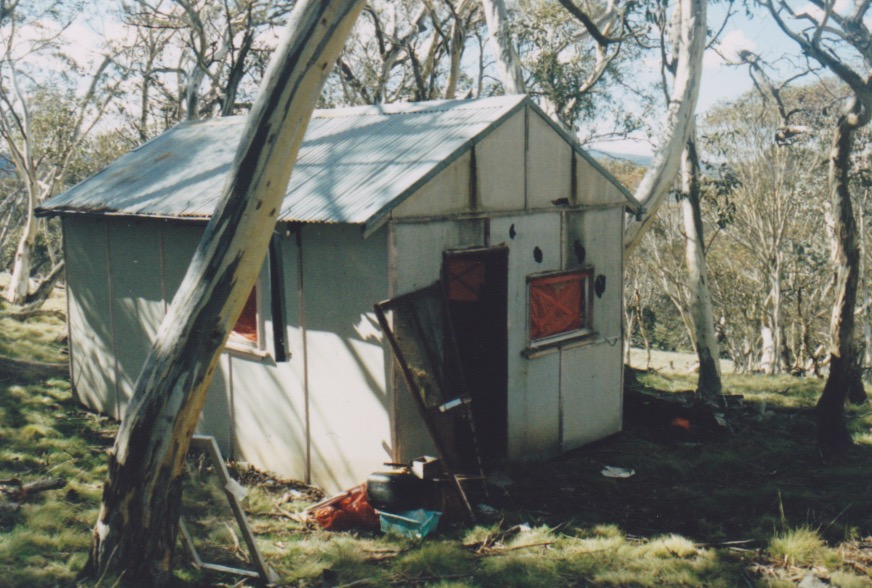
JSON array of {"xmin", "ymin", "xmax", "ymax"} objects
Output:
[
  {"xmin": 529, "ymin": 271, "xmax": 590, "ymax": 341},
  {"xmin": 231, "ymin": 287, "xmax": 258, "ymax": 343}
]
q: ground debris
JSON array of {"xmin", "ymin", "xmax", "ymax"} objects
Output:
[{"xmin": 228, "ymin": 461, "xmax": 324, "ymax": 502}]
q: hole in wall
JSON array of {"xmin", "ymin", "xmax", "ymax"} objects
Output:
[
  {"xmin": 509, "ymin": 224, "xmax": 516, "ymax": 239},
  {"xmin": 595, "ymin": 274, "xmax": 606, "ymax": 298},
  {"xmin": 533, "ymin": 247, "xmax": 543, "ymax": 263},
  {"xmin": 573, "ymin": 240, "xmax": 585, "ymax": 264}
]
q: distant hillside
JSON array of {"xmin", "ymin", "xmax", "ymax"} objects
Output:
[{"xmin": 590, "ymin": 149, "xmax": 653, "ymax": 167}]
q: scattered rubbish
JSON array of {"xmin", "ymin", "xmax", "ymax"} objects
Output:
[
  {"xmin": 486, "ymin": 470, "xmax": 514, "ymax": 490},
  {"xmin": 181, "ymin": 435, "xmax": 279, "ymax": 585},
  {"xmin": 601, "ymin": 466, "xmax": 635, "ymax": 479},
  {"xmin": 366, "ymin": 469, "xmax": 428, "ymax": 512},
  {"xmin": 670, "ymin": 417, "xmax": 691, "ymax": 431},
  {"xmin": 798, "ymin": 573, "xmax": 828, "ymax": 588},
  {"xmin": 379, "ymin": 509, "xmax": 441, "ymax": 539},
  {"xmin": 476, "ymin": 503, "xmax": 499, "ymax": 516},
  {"xmin": 411, "ymin": 456, "xmax": 442, "ymax": 480},
  {"xmin": 311, "ymin": 484, "xmax": 379, "ymax": 532}
]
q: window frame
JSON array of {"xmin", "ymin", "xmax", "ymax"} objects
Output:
[
  {"xmin": 526, "ymin": 267, "xmax": 595, "ymax": 353},
  {"xmin": 224, "ymin": 234, "xmax": 289, "ymax": 362}
]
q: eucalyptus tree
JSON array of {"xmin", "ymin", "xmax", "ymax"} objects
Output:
[
  {"xmin": 85, "ymin": 1, "xmax": 365, "ymax": 584},
  {"xmin": 326, "ymin": 0, "xmax": 482, "ymax": 106},
  {"xmin": 701, "ymin": 85, "xmax": 832, "ymax": 375},
  {"xmin": 0, "ymin": 1, "xmax": 120, "ymax": 304},
  {"xmin": 111, "ymin": 0, "xmax": 295, "ymax": 141},
  {"xmin": 762, "ymin": 0, "xmax": 872, "ymax": 453}
]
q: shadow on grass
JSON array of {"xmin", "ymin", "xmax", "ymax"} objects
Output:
[{"xmin": 505, "ymin": 370, "xmax": 872, "ymax": 546}]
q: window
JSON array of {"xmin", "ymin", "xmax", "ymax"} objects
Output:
[
  {"xmin": 528, "ymin": 269, "xmax": 593, "ymax": 344},
  {"xmin": 224, "ymin": 234, "xmax": 289, "ymax": 361},
  {"xmin": 229, "ymin": 286, "xmax": 259, "ymax": 345}
]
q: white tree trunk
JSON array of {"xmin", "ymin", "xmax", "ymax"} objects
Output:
[
  {"xmin": 481, "ymin": 0, "xmax": 526, "ymax": 94},
  {"xmin": 679, "ymin": 134, "xmax": 722, "ymax": 400},
  {"xmin": 5, "ymin": 199, "xmax": 35, "ymax": 303},
  {"xmin": 86, "ymin": 1, "xmax": 365, "ymax": 584},
  {"xmin": 624, "ymin": 0, "xmax": 706, "ymax": 257}
]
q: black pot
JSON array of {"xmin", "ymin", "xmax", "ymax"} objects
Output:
[{"xmin": 366, "ymin": 470, "xmax": 427, "ymax": 511}]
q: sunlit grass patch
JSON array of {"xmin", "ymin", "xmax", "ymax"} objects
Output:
[
  {"xmin": 393, "ymin": 542, "xmax": 473, "ymax": 582},
  {"xmin": 768, "ymin": 527, "xmax": 835, "ymax": 568},
  {"xmin": 478, "ymin": 550, "xmax": 561, "ymax": 588}
]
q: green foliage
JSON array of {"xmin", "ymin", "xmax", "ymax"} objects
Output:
[{"xmin": 4, "ymin": 306, "xmax": 872, "ymax": 586}]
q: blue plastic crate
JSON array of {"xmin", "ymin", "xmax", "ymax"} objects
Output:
[{"xmin": 378, "ymin": 509, "xmax": 441, "ymax": 539}]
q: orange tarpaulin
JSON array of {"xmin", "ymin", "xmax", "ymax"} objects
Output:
[{"xmin": 529, "ymin": 273, "xmax": 585, "ymax": 340}]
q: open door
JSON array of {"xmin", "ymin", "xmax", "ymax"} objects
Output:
[
  {"xmin": 374, "ymin": 285, "xmax": 484, "ymax": 522},
  {"xmin": 443, "ymin": 247, "xmax": 509, "ymax": 465}
]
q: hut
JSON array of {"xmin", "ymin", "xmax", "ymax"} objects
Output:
[{"xmin": 38, "ymin": 95, "xmax": 640, "ymax": 492}]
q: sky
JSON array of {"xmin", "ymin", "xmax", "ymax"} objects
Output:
[{"xmin": 40, "ymin": 2, "xmax": 808, "ymax": 160}]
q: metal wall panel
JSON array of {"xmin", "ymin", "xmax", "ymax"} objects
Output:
[
  {"xmin": 581, "ymin": 209, "xmax": 623, "ymax": 339},
  {"xmin": 489, "ymin": 213, "xmax": 562, "ymax": 459},
  {"xmin": 560, "ymin": 342, "xmax": 623, "ymax": 449},
  {"xmin": 526, "ymin": 109, "xmax": 572, "ymax": 210},
  {"xmin": 231, "ymin": 233, "xmax": 308, "ymax": 482},
  {"xmin": 107, "ymin": 219, "xmax": 164, "ymax": 414},
  {"xmin": 575, "ymin": 153, "xmax": 625, "ymax": 207},
  {"xmin": 392, "ymin": 152, "xmax": 472, "ymax": 218},
  {"xmin": 391, "ymin": 219, "xmax": 485, "ymax": 462},
  {"xmin": 63, "ymin": 217, "xmax": 118, "ymax": 417},
  {"xmin": 302, "ymin": 224, "xmax": 392, "ymax": 492},
  {"xmin": 476, "ymin": 110, "xmax": 525, "ymax": 211}
]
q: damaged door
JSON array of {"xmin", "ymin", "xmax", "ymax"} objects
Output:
[
  {"xmin": 374, "ymin": 283, "xmax": 486, "ymax": 521},
  {"xmin": 444, "ymin": 247, "xmax": 509, "ymax": 465}
]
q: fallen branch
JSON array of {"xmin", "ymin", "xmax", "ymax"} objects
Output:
[
  {"xmin": 0, "ymin": 355, "xmax": 67, "ymax": 379},
  {"xmin": 3, "ymin": 308, "xmax": 66, "ymax": 322}
]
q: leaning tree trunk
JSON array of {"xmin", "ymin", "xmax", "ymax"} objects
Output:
[
  {"xmin": 679, "ymin": 132, "xmax": 722, "ymax": 401},
  {"xmin": 84, "ymin": 1, "xmax": 365, "ymax": 584},
  {"xmin": 624, "ymin": 0, "xmax": 706, "ymax": 257},
  {"xmin": 5, "ymin": 192, "xmax": 37, "ymax": 304},
  {"xmin": 818, "ymin": 100, "xmax": 865, "ymax": 455}
]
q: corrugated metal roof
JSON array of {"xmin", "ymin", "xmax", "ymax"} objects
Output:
[{"xmin": 39, "ymin": 95, "xmax": 527, "ymax": 229}]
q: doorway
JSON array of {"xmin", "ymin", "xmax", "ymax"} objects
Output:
[{"xmin": 443, "ymin": 247, "xmax": 509, "ymax": 465}]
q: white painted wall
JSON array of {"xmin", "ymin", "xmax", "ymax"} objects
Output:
[
  {"xmin": 60, "ymin": 103, "xmax": 629, "ymax": 492},
  {"xmin": 63, "ymin": 217, "xmax": 118, "ymax": 418},
  {"xmin": 300, "ymin": 224, "xmax": 392, "ymax": 491}
]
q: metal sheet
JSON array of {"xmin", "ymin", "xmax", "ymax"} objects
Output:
[
  {"xmin": 107, "ymin": 219, "xmax": 164, "ymax": 413},
  {"xmin": 391, "ymin": 220, "xmax": 486, "ymax": 461},
  {"xmin": 489, "ymin": 213, "xmax": 562, "ymax": 460},
  {"xmin": 301, "ymin": 224, "xmax": 391, "ymax": 492},
  {"xmin": 560, "ymin": 342, "xmax": 623, "ymax": 449},
  {"xmin": 526, "ymin": 109, "xmax": 572, "ymax": 210},
  {"xmin": 581, "ymin": 209, "xmax": 623, "ymax": 339},
  {"xmin": 231, "ymin": 235, "xmax": 308, "ymax": 482},
  {"xmin": 392, "ymin": 152, "xmax": 471, "ymax": 218},
  {"xmin": 63, "ymin": 217, "xmax": 118, "ymax": 417},
  {"xmin": 39, "ymin": 96, "xmax": 527, "ymax": 229},
  {"xmin": 576, "ymin": 153, "xmax": 619, "ymax": 207},
  {"xmin": 477, "ymin": 110, "xmax": 525, "ymax": 211}
]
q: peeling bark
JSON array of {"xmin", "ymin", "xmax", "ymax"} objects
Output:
[{"xmin": 84, "ymin": 1, "xmax": 365, "ymax": 584}]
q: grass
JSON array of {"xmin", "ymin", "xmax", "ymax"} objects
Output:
[{"xmin": 3, "ymin": 299, "xmax": 872, "ymax": 587}]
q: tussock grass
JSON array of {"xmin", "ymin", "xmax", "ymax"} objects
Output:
[
  {"xmin": 5, "ymin": 309, "xmax": 872, "ymax": 588},
  {"xmin": 768, "ymin": 527, "xmax": 834, "ymax": 567}
]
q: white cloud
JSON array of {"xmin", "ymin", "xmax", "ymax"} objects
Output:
[{"xmin": 705, "ymin": 29, "xmax": 757, "ymax": 68}]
